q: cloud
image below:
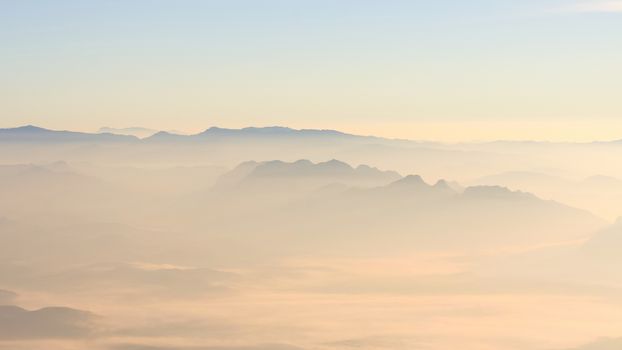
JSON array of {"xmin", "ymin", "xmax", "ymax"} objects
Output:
[
  {"xmin": 566, "ymin": 1, "xmax": 622, "ymax": 12},
  {"xmin": 0, "ymin": 305, "xmax": 97, "ymax": 339}
]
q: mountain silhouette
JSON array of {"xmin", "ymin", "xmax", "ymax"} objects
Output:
[
  {"xmin": 215, "ymin": 159, "xmax": 401, "ymax": 191},
  {"xmin": 0, "ymin": 125, "xmax": 138, "ymax": 143},
  {"xmin": 143, "ymin": 126, "xmax": 388, "ymax": 144},
  {"xmin": 98, "ymin": 126, "xmax": 159, "ymax": 138},
  {"xmin": 581, "ymin": 217, "xmax": 622, "ymax": 260}
]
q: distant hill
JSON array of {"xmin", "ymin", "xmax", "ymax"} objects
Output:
[
  {"xmin": 199, "ymin": 126, "xmax": 351, "ymax": 138},
  {"xmin": 0, "ymin": 125, "xmax": 138, "ymax": 143},
  {"xmin": 581, "ymin": 218, "xmax": 622, "ymax": 260},
  {"xmin": 0, "ymin": 162, "xmax": 136, "ymax": 219},
  {"xmin": 0, "ymin": 289, "xmax": 16, "ymax": 304},
  {"xmin": 0, "ymin": 163, "xmax": 97, "ymax": 188},
  {"xmin": 0, "ymin": 305, "xmax": 95, "ymax": 339},
  {"xmin": 97, "ymin": 126, "xmax": 159, "ymax": 138}
]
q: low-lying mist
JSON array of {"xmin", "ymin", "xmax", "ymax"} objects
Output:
[{"xmin": 1, "ymin": 126, "xmax": 621, "ymax": 350}]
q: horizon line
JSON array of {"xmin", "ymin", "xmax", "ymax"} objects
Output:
[{"xmin": 2, "ymin": 124, "xmax": 622, "ymax": 145}]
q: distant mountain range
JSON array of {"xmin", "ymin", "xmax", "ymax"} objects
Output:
[
  {"xmin": 0, "ymin": 125, "xmax": 400, "ymax": 144},
  {"xmin": 0, "ymin": 125, "xmax": 138, "ymax": 143},
  {"xmin": 146, "ymin": 126, "xmax": 388, "ymax": 144},
  {"xmin": 0, "ymin": 156, "xmax": 607, "ymax": 258},
  {"xmin": 2, "ymin": 124, "xmax": 622, "ymax": 145},
  {"xmin": 199, "ymin": 158, "xmax": 604, "ymax": 252},
  {"xmin": 212, "ymin": 159, "xmax": 401, "ymax": 193}
]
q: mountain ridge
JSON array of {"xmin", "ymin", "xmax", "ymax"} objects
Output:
[
  {"xmin": 213, "ymin": 159, "xmax": 402, "ymax": 191},
  {"xmin": 0, "ymin": 125, "xmax": 138, "ymax": 143},
  {"xmin": 3, "ymin": 125, "xmax": 622, "ymax": 146}
]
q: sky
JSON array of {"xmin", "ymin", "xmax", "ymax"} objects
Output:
[{"xmin": 1, "ymin": 0, "xmax": 621, "ymax": 141}]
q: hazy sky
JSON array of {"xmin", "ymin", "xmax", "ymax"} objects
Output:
[{"xmin": 1, "ymin": 0, "xmax": 621, "ymax": 141}]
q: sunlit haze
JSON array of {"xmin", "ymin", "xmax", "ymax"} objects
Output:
[{"xmin": 1, "ymin": 2, "xmax": 622, "ymax": 350}]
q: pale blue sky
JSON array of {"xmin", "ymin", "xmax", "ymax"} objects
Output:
[{"xmin": 1, "ymin": 0, "xmax": 621, "ymax": 140}]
